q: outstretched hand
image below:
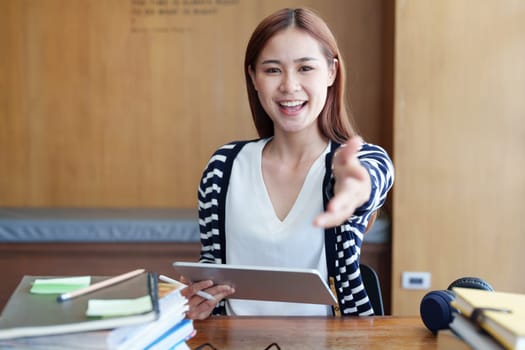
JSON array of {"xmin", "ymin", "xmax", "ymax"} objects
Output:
[{"xmin": 314, "ymin": 136, "xmax": 371, "ymax": 228}]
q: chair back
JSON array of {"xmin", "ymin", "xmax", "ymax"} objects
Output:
[{"xmin": 360, "ymin": 263, "xmax": 385, "ymax": 315}]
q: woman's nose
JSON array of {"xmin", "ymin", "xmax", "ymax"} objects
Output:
[{"xmin": 279, "ymin": 72, "xmax": 301, "ymax": 93}]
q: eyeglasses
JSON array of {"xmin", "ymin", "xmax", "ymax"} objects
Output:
[{"xmin": 194, "ymin": 342, "xmax": 281, "ymax": 350}]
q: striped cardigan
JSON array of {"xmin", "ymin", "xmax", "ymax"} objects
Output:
[{"xmin": 198, "ymin": 139, "xmax": 394, "ymax": 316}]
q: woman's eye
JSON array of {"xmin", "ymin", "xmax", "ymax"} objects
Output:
[
  {"xmin": 264, "ymin": 67, "xmax": 281, "ymax": 74},
  {"xmin": 299, "ymin": 66, "xmax": 314, "ymax": 72}
]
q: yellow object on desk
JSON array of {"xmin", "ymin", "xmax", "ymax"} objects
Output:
[
  {"xmin": 30, "ymin": 276, "xmax": 91, "ymax": 294},
  {"xmin": 57, "ymin": 269, "xmax": 145, "ymax": 302},
  {"xmin": 86, "ymin": 295, "xmax": 153, "ymax": 318},
  {"xmin": 452, "ymin": 287, "xmax": 525, "ymax": 350}
]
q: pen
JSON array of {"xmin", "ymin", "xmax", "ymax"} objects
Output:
[
  {"xmin": 159, "ymin": 274, "xmax": 216, "ymax": 301},
  {"xmin": 57, "ymin": 268, "xmax": 146, "ymax": 302}
]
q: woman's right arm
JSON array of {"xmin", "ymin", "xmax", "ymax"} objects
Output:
[{"xmin": 180, "ymin": 279, "xmax": 235, "ymax": 320}]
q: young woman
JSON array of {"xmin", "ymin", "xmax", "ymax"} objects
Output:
[{"xmin": 181, "ymin": 7, "xmax": 394, "ymax": 319}]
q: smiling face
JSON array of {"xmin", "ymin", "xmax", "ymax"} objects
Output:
[{"xmin": 249, "ymin": 27, "xmax": 337, "ymax": 138}]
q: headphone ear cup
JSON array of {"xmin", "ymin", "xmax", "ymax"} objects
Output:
[
  {"xmin": 420, "ymin": 290, "xmax": 456, "ymax": 334},
  {"xmin": 447, "ymin": 277, "xmax": 494, "ymax": 292}
]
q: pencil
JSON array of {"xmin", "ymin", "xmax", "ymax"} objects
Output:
[
  {"xmin": 57, "ymin": 268, "xmax": 146, "ymax": 302},
  {"xmin": 159, "ymin": 274, "xmax": 216, "ymax": 301}
]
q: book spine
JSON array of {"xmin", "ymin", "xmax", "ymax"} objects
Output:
[{"xmin": 148, "ymin": 272, "xmax": 160, "ymax": 319}]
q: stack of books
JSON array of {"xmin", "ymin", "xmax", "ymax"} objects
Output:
[
  {"xmin": 107, "ymin": 286, "xmax": 194, "ymax": 350},
  {"xmin": 444, "ymin": 287, "xmax": 525, "ymax": 350},
  {"xmin": 0, "ymin": 271, "xmax": 195, "ymax": 349}
]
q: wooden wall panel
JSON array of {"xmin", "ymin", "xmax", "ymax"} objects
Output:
[
  {"xmin": 0, "ymin": 0, "xmax": 388, "ymax": 207},
  {"xmin": 392, "ymin": 0, "xmax": 525, "ymax": 315}
]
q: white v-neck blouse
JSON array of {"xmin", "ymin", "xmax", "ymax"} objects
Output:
[{"xmin": 225, "ymin": 138, "xmax": 331, "ymax": 316}]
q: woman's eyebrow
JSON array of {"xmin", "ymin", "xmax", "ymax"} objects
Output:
[
  {"xmin": 261, "ymin": 59, "xmax": 281, "ymax": 65},
  {"xmin": 295, "ymin": 57, "xmax": 318, "ymax": 63},
  {"xmin": 260, "ymin": 57, "xmax": 319, "ymax": 65}
]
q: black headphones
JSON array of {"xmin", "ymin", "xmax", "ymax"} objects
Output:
[{"xmin": 420, "ymin": 276, "xmax": 494, "ymax": 333}]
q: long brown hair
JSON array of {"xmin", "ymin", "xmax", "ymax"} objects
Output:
[{"xmin": 244, "ymin": 8, "xmax": 356, "ymax": 143}]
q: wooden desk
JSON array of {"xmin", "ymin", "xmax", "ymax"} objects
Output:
[{"xmin": 186, "ymin": 316, "xmax": 437, "ymax": 350}]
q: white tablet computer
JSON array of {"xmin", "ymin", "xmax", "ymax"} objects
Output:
[{"xmin": 172, "ymin": 261, "xmax": 337, "ymax": 305}]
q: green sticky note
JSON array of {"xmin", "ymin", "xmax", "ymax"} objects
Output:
[
  {"xmin": 85, "ymin": 295, "xmax": 153, "ymax": 318},
  {"xmin": 30, "ymin": 276, "xmax": 91, "ymax": 294}
]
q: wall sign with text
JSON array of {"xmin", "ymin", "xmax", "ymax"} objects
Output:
[{"xmin": 130, "ymin": 0, "xmax": 240, "ymax": 33}]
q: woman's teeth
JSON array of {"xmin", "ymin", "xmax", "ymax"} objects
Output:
[{"xmin": 280, "ymin": 101, "xmax": 304, "ymax": 107}]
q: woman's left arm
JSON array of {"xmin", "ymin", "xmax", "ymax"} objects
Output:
[{"xmin": 314, "ymin": 137, "xmax": 394, "ymax": 228}]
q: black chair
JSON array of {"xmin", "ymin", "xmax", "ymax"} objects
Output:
[{"xmin": 360, "ymin": 263, "xmax": 385, "ymax": 316}]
